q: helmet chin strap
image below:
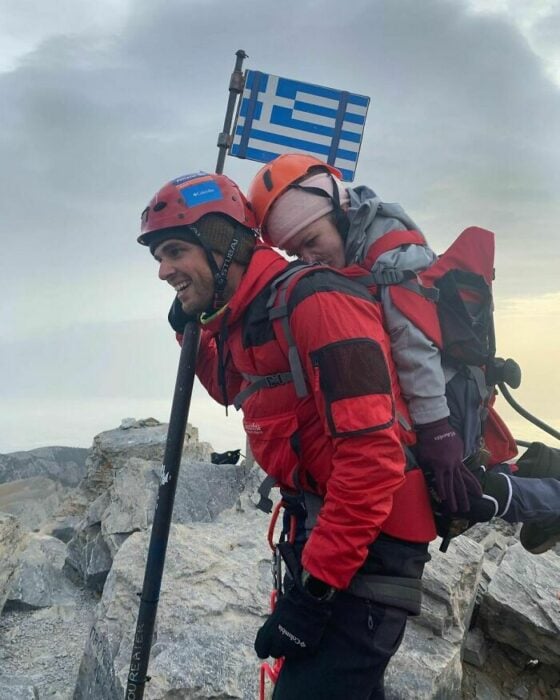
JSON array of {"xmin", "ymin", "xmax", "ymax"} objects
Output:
[{"xmin": 190, "ymin": 225, "xmax": 241, "ymax": 312}]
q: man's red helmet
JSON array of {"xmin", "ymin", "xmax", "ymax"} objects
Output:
[{"xmin": 138, "ymin": 171, "xmax": 256, "ymax": 247}]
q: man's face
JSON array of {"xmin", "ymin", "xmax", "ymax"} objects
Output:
[
  {"xmin": 283, "ymin": 214, "xmax": 345, "ymax": 268},
  {"xmin": 154, "ymin": 238, "xmax": 215, "ymax": 315}
]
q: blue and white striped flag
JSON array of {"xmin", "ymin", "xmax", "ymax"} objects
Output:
[{"xmin": 229, "ymin": 70, "xmax": 370, "ymax": 182}]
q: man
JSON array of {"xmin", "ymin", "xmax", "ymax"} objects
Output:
[
  {"xmin": 246, "ymin": 154, "xmax": 560, "ymax": 554},
  {"xmin": 138, "ymin": 171, "xmax": 436, "ymax": 699}
]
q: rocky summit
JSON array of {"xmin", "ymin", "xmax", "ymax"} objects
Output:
[{"xmin": 0, "ymin": 419, "xmax": 559, "ymax": 699}]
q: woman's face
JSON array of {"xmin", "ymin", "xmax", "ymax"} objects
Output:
[{"xmin": 283, "ymin": 214, "xmax": 346, "ymax": 268}]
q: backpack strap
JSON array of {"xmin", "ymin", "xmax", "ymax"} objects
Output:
[
  {"xmin": 232, "ymin": 263, "xmax": 312, "ymax": 410},
  {"xmin": 363, "ymin": 229, "xmax": 427, "ymax": 268}
]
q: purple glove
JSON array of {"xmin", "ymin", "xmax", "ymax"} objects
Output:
[{"xmin": 415, "ymin": 418, "xmax": 483, "ymax": 513}]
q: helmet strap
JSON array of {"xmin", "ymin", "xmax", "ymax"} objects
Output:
[{"xmin": 190, "ymin": 224, "xmax": 240, "ymax": 312}]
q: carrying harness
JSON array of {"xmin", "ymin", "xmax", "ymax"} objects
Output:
[{"xmin": 233, "ymin": 261, "xmax": 424, "ymax": 614}]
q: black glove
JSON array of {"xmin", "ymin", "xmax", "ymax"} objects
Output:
[
  {"xmin": 168, "ymin": 296, "xmax": 198, "ymax": 333},
  {"xmin": 255, "ymin": 541, "xmax": 335, "ymax": 660},
  {"xmin": 254, "ymin": 581, "xmax": 333, "ymax": 660}
]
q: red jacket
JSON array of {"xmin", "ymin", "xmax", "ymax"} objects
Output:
[{"xmin": 194, "ymin": 247, "xmax": 436, "ymax": 589}]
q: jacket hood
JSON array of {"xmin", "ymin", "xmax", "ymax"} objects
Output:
[{"xmin": 344, "ymin": 186, "xmax": 422, "ymax": 265}]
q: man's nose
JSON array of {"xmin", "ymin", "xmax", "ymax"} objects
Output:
[{"xmin": 158, "ymin": 259, "xmax": 175, "ymax": 280}]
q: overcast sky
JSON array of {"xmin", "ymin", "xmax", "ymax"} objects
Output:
[{"xmin": 1, "ymin": 0, "xmax": 559, "ymax": 453}]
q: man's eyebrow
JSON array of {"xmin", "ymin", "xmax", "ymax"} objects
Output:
[{"xmin": 152, "ymin": 240, "xmax": 184, "ymax": 260}]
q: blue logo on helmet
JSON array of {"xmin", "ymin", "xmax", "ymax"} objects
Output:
[{"xmin": 180, "ymin": 181, "xmax": 223, "ymax": 207}]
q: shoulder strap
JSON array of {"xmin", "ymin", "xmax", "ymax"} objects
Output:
[
  {"xmin": 232, "ymin": 263, "xmax": 312, "ymax": 410},
  {"xmin": 363, "ymin": 229, "xmax": 427, "ymax": 269}
]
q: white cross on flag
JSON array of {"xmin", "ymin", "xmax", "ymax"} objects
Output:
[{"xmin": 229, "ymin": 70, "xmax": 370, "ymax": 181}]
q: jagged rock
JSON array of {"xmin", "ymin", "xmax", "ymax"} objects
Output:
[
  {"xmin": 81, "ymin": 420, "xmax": 212, "ymax": 500},
  {"xmin": 461, "ymin": 636, "xmax": 560, "ymax": 700},
  {"xmin": 0, "ymin": 446, "xmax": 88, "ymax": 487},
  {"xmin": 382, "ymin": 535, "xmax": 484, "ymax": 698},
  {"xmin": 74, "ymin": 507, "xmax": 271, "ymax": 699},
  {"xmin": 479, "ymin": 543, "xmax": 560, "ymax": 667},
  {"xmin": 417, "ymin": 535, "xmax": 484, "ymax": 643},
  {"xmin": 6, "ymin": 533, "xmax": 75, "ymax": 610},
  {"xmin": 66, "ymin": 456, "xmax": 249, "ymax": 591},
  {"xmin": 65, "ymin": 523, "xmax": 113, "ymax": 592},
  {"xmin": 385, "ymin": 623, "xmax": 463, "ymax": 699},
  {"xmin": 0, "ymin": 512, "xmax": 26, "ymax": 612},
  {"xmin": 0, "ymin": 476, "xmax": 67, "ymax": 531},
  {"xmin": 3, "ymin": 430, "xmax": 560, "ymax": 699}
]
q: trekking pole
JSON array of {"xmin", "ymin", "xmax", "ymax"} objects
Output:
[
  {"xmin": 126, "ymin": 321, "xmax": 200, "ymax": 700},
  {"xmin": 498, "ymin": 382, "xmax": 560, "ymax": 442}
]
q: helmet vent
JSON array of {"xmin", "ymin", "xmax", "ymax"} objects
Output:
[
  {"xmin": 263, "ymin": 169, "xmax": 273, "ymax": 192},
  {"xmin": 153, "ymin": 201, "xmax": 167, "ymax": 212}
]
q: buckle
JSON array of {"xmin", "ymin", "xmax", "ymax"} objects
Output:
[{"xmin": 265, "ymin": 373, "xmax": 285, "ymax": 388}]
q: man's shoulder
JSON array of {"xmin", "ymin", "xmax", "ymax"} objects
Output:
[{"xmin": 285, "ymin": 264, "xmax": 374, "ymax": 313}]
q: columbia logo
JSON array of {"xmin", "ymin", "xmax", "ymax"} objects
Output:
[
  {"xmin": 278, "ymin": 625, "xmax": 306, "ymax": 648},
  {"xmin": 244, "ymin": 422, "xmax": 263, "ymax": 434},
  {"xmin": 434, "ymin": 431, "xmax": 454, "ymax": 441}
]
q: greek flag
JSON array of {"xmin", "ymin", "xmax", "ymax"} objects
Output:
[{"xmin": 229, "ymin": 70, "xmax": 370, "ymax": 181}]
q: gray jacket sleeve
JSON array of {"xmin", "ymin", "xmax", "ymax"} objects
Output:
[{"xmin": 373, "ymin": 245, "xmax": 450, "ymax": 425}]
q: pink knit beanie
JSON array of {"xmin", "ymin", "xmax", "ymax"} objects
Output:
[{"xmin": 265, "ymin": 172, "xmax": 350, "ymax": 248}]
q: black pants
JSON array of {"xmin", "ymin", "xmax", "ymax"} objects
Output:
[{"xmin": 272, "ymin": 533, "xmax": 430, "ymax": 700}]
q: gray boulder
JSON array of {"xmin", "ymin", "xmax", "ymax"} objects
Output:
[
  {"xmin": 74, "ymin": 507, "xmax": 271, "ymax": 699},
  {"xmin": 479, "ymin": 542, "xmax": 560, "ymax": 667},
  {"xmin": 384, "ymin": 535, "xmax": 484, "ymax": 698},
  {"xmin": 81, "ymin": 419, "xmax": 212, "ymax": 500},
  {"xmin": 6, "ymin": 533, "xmax": 75, "ymax": 610},
  {"xmin": 65, "ymin": 456, "xmax": 249, "ymax": 591}
]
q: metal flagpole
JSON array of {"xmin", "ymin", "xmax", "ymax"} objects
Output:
[
  {"xmin": 214, "ymin": 49, "xmax": 254, "ymax": 470},
  {"xmin": 216, "ymin": 49, "xmax": 248, "ymax": 175}
]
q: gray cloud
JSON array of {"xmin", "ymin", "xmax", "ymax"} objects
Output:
[{"xmin": 1, "ymin": 0, "xmax": 559, "ymax": 448}]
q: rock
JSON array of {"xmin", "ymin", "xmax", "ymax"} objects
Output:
[
  {"xmin": 0, "ymin": 512, "xmax": 26, "ymax": 613},
  {"xmin": 385, "ymin": 622, "xmax": 463, "ymax": 698},
  {"xmin": 463, "ymin": 628, "xmax": 488, "ymax": 668},
  {"xmin": 74, "ymin": 507, "xmax": 271, "ymax": 699},
  {"xmin": 480, "ymin": 543, "xmax": 560, "ymax": 667},
  {"xmin": 41, "ymin": 514, "xmax": 83, "ymax": 543},
  {"xmin": 66, "ymin": 456, "xmax": 250, "ymax": 591},
  {"xmin": 65, "ymin": 523, "xmax": 113, "ymax": 592},
  {"xmin": 0, "ymin": 476, "xmax": 67, "ymax": 531},
  {"xmin": 417, "ymin": 535, "xmax": 485, "ymax": 642},
  {"xmin": 81, "ymin": 420, "xmax": 212, "ymax": 500},
  {"xmin": 6, "ymin": 534, "xmax": 75, "ymax": 610},
  {"xmin": 0, "ymin": 446, "xmax": 88, "ymax": 487}
]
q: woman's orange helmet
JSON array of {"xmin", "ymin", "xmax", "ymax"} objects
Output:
[{"xmin": 247, "ymin": 154, "xmax": 341, "ymax": 244}]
